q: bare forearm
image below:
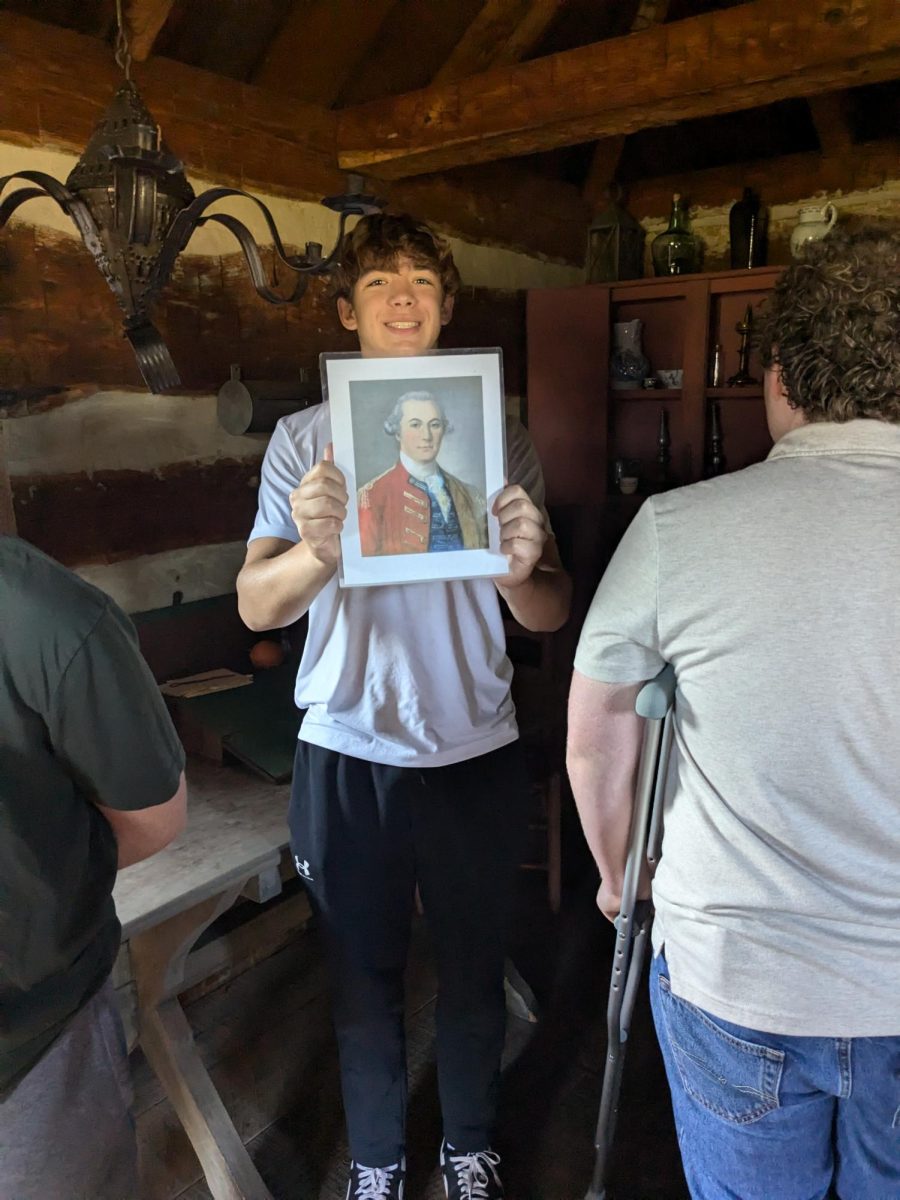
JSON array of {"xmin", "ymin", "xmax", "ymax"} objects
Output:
[
  {"xmin": 566, "ymin": 674, "xmax": 645, "ymax": 892},
  {"xmin": 237, "ymin": 541, "xmax": 335, "ymax": 631},
  {"xmin": 496, "ymin": 567, "xmax": 571, "ymax": 632},
  {"xmin": 566, "ymin": 750, "xmax": 636, "ymax": 890}
]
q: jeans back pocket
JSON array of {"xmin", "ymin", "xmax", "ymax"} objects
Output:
[{"xmin": 658, "ymin": 974, "xmax": 784, "ymax": 1125}]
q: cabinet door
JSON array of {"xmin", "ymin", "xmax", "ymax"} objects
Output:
[{"xmin": 527, "ymin": 285, "xmax": 609, "ymax": 506}]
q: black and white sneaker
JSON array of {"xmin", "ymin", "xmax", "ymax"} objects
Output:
[
  {"xmin": 440, "ymin": 1141, "xmax": 504, "ymax": 1199},
  {"xmin": 346, "ymin": 1156, "xmax": 405, "ymax": 1199}
]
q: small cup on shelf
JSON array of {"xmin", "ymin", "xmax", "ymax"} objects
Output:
[
  {"xmin": 656, "ymin": 368, "xmax": 683, "ymax": 389},
  {"xmin": 619, "ymin": 476, "xmax": 639, "ymax": 495}
]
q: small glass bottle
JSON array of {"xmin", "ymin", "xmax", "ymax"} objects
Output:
[{"xmin": 651, "ymin": 193, "xmax": 701, "ymax": 277}]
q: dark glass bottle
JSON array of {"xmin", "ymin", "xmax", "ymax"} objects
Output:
[
  {"xmin": 651, "ymin": 193, "xmax": 701, "ymax": 276},
  {"xmin": 729, "ymin": 187, "xmax": 765, "ymax": 269}
]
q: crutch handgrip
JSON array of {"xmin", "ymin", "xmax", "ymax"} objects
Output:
[{"xmin": 635, "ymin": 663, "xmax": 675, "ymax": 720}]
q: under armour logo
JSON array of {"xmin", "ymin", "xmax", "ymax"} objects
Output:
[{"xmin": 294, "ymin": 855, "xmax": 313, "ymax": 881}]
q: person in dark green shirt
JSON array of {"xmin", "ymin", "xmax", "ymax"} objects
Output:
[{"xmin": 0, "ymin": 535, "xmax": 187, "ymax": 1199}]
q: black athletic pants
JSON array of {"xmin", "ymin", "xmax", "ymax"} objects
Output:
[{"xmin": 288, "ymin": 739, "xmax": 531, "ymax": 1167}]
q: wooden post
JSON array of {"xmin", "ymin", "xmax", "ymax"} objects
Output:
[{"xmin": 0, "ymin": 421, "xmax": 17, "ymax": 536}]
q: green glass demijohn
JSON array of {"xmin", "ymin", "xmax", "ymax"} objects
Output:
[{"xmin": 651, "ymin": 193, "xmax": 701, "ymax": 276}]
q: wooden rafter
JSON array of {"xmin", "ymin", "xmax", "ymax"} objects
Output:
[
  {"xmin": 433, "ymin": 0, "xmax": 562, "ymax": 84},
  {"xmin": 808, "ymin": 90, "xmax": 855, "ymax": 152},
  {"xmin": 336, "ymin": 0, "xmax": 900, "ymax": 178},
  {"xmin": 253, "ymin": 0, "xmax": 397, "ymax": 107},
  {"xmin": 0, "ymin": 12, "xmax": 586, "ymax": 264},
  {"xmin": 126, "ymin": 0, "xmax": 176, "ymax": 62},
  {"xmin": 625, "ymin": 136, "xmax": 900, "ymax": 217},
  {"xmin": 582, "ymin": 0, "xmax": 671, "ymax": 213}
]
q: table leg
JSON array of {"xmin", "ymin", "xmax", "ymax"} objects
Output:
[{"xmin": 129, "ymin": 878, "xmax": 275, "ymax": 1200}]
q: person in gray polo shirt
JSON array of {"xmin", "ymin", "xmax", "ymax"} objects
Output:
[{"xmin": 567, "ymin": 228, "xmax": 899, "ymax": 1200}]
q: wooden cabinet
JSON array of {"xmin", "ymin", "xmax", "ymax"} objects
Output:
[{"xmin": 527, "ymin": 266, "xmax": 782, "ymax": 508}]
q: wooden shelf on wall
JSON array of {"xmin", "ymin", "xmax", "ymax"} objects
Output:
[
  {"xmin": 707, "ymin": 386, "xmax": 764, "ymax": 399},
  {"xmin": 527, "ymin": 265, "xmax": 782, "ymax": 512},
  {"xmin": 611, "ymin": 387, "xmax": 682, "ymax": 401}
]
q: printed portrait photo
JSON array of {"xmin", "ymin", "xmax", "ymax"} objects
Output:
[
  {"xmin": 323, "ymin": 347, "xmax": 507, "ymax": 588},
  {"xmin": 349, "ymin": 377, "xmax": 488, "ymax": 558}
]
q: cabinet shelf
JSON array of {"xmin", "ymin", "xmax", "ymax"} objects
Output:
[
  {"xmin": 527, "ymin": 265, "xmax": 782, "ymax": 509},
  {"xmin": 707, "ymin": 386, "xmax": 763, "ymax": 399},
  {"xmin": 612, "ymin": 387, "xmax": 681, "ymax": 401}
]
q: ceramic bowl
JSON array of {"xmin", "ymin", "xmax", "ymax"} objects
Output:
[{"xmin": 656, "ymin": 369, "xmax": 683, "ymax": 389}]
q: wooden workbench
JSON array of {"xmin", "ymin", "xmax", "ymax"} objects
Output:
[{"xmin": 114, "ymin": 760, "xmax": 295, "ymax": 1200}]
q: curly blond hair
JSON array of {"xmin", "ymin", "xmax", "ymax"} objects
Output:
[
  {"xmin": 756, "ymin": 226, "xmax": 900, "ymax": 423},
  {"xmin": 331, "ymin": 213, "xmax": 461, "ymax": 302}
]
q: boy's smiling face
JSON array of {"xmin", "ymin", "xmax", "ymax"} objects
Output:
[{"xmin": 336, "ymin": 254, "xmax": 454, "ymax": 358}]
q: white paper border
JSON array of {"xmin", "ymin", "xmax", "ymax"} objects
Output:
[{"xmin": 324, "ymin": 350, "xmax": 508, "ymax": 588}]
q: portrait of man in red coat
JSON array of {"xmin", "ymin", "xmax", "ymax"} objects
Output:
[{"xmin": 357, "ymin": 391, "xmax": 488, "ymax": 557}]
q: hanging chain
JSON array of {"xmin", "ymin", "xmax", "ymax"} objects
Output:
[{"xmin": 114, "ymin": 0, "xmax": 132, "ymax": 80}]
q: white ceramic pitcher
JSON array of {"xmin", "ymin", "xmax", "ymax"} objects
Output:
[{"xmin": 789, "ymin": 202, "xmax": 838, "ymax": 258}]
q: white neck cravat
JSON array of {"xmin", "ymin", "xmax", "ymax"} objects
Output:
[{"xmin": 399, "ymin": 450, "xmax": 438, "ymax": 481}]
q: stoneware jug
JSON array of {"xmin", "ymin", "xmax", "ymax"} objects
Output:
[{"xmin": 790, "ymin": 202, "xmax": 837, "ymax": 258}]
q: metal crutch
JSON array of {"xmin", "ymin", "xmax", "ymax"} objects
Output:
[{"xmin": 584, "ymin": 664, "xmax": 676, "ymax": 1200}]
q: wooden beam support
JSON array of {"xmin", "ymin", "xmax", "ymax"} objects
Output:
[
  {"xmin": 337, "ymin": 0, "xmax": 900, "ymax": 178},
  {"xmin": 253, "ymin": 0, "xmax": 397, "ymax": 106},
  {"xmin": 12, "ymin": 461, "xmax": 264, "ymax": 567},
  {"xmin": 0, "ymin": 12, "xmax": 584, "ymax": 263},
  {"xmin": 808, "ymin": 90, "xmax": 856, "ymax": 152},
  {"xmin": 0, "ymin": 13, "xmax": 338, "ymax": 197},
  {"xmin": 126, "ymin": 0, "xmax": 176, "ymax": 62},
  {"xmin": 433, "ymin": 0, "xmax": 562, "ymax": 84},
  {"xmin": 0, "ymin": 421, "xmax": 16, "ymax": 536},
  {"xmin": 582, "ymin": 0, "xmax": 670, "ymax": 213},
  {"xmin": 625, "ymin": 137, "xmax": 900, "ymax": 218}
]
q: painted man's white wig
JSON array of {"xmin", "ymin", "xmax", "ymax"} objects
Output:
[{"xmin": 384, "ymin": 390, "xmax": 453, "ymax": 437}]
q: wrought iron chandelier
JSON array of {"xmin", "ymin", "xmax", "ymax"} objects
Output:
[{"xmin": 0, "ymin": 0, "xmax": 381, "ymax": 393}]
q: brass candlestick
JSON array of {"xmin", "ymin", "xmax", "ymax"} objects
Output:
[{"xmin": 727, "ymin": 304, "xmax": 759, "ymax": 386}]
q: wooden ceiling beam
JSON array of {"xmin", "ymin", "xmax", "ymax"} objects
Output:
[
  {"xmin": 808, "ymin": 90, "xmax": 856, "ymax": 152},
  {"xmin": 433, "ymin": 0, "xmax": 562, "ymax": 84},
  {"xmin": 582, "ymin": 0, "xmax": 671, "ymax": 213},
  {"xmin": 0, "ymin": 13, "xmax": 337, "ymax": 196},
  {"xmin": 126, "ymin": 0, "xmax": 177, "ymax": 62},
  {"xmin": 625, "ymin": 136, "xmax": 900, "ymax": 217},
  {"xmin": 337, "ymin": 0, "xmax": 900, "ymax": 178},
  {"xmin": 0, "ymin": 12, "xmax": 585, "ymax": 264},
  {"xmin": 253, "ymin": 0, "xmax": 397, "ymax": 106}
]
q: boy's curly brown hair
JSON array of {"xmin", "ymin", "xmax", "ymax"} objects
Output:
[
  {"xmin": 331, "ymin": 213, "xmax": 461, "ymax": 302},
  {"xmin": 756, "ymin": 226, "xmax": 900, "ymax": 423}
]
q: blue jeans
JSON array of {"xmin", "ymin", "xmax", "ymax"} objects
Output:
[{"xmin": 650, "ymin": 951, "xmax": 900, "ymax": 1200}]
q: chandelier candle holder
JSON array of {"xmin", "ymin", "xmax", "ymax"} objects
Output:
[{"xmin": 0, "ymin": 1, "xmax": 381, "ymax": 393}]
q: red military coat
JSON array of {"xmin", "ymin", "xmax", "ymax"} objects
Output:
[{"xmin": 357, "ymin": 461, "xmax": 487, "ymax": 557}]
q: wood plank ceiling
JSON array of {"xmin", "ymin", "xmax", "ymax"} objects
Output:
[{"xmin": 3, "ymin": 0, "xmax": 898, "ymax": 265}]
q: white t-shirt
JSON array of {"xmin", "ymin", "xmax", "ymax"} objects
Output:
[
  {"xmin": 575, "ymin": 420, "xmax": 900, "ymax": 1037},
  {"xmin": 249, "ymin": 403, "xmax": 547, "ymax": 768}
]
